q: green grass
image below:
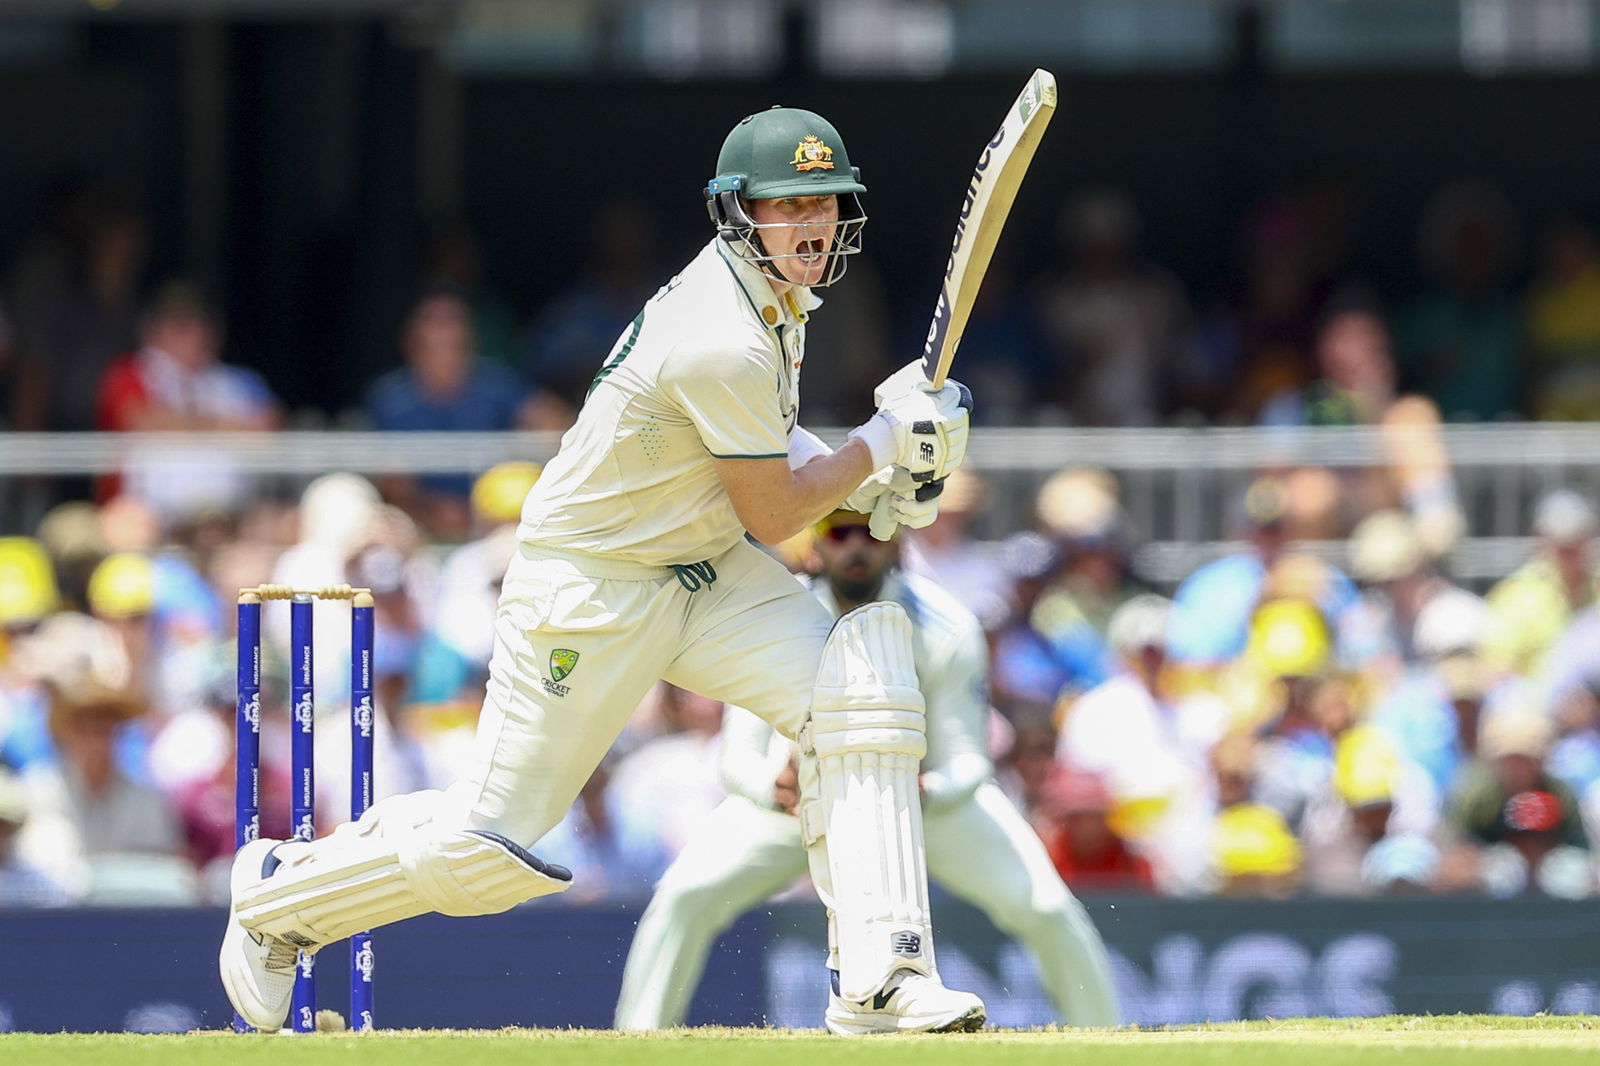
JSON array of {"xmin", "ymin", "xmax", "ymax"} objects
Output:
[{"xmin": 4, "ymin": 1017, "xmax": 1598, "ymax": 1066}]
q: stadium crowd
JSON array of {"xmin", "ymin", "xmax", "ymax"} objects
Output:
[
  {"xmin": 2, "ymin": 174, "xmax": 1600, "ymax": 910},
  {"xmin": 1, "ymin": 453, "xmax": 1598, "ymax": 908}
]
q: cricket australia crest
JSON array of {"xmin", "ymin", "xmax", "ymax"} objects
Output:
[
  {"xmin": 791, "ymin": 135, "xmax": 835, "ymax": 171},
  {"xmin": 549, "ymin": 649, "xmax": 579, "ymax": 683}
]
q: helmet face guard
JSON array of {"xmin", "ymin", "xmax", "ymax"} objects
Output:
[{"xmin": 705, "ymin": 184, "xmax": 867, "ymax": 289}]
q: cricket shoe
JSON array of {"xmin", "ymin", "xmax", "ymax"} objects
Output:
[
  {"xmin": 219, "ymin": 837, "xmax": 313, "ymax": 1031},
  {"xmin": 824, "ymin": 968, "xmax": 986, "ymax": 1035}
]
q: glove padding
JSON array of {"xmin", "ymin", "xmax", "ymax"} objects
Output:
[
  {"xmin": 848, "ymin": 361, "xmax": 972, "ymax": 484},
  {"xmin": 842, "ymin": 465, "xmax": 895, "ymax": 514},
  {"xmin": 866, "ymin": 468, "xmax": 944, "ymax": 541}
]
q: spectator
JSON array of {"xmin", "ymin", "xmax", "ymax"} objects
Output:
[
  {"xmin": 8, "ymin": 186, "xmax": 147, "ymax": 433},
  {"xmin": 12, "ymin": 613, "xmax": 192, "ymax": 903},
  {"xmin": 419, "ymin": 461, "xmax": 544, "ymax": 706},
  {"xmin": 366, "ymin": 286, "xmax": 540, "ymax": 536},
  {"xmin": 1484, "ymin": 489, "xmax": 1600, "ymax": 680},
  {"xmin": 1208, "ymin": 734, "xmax": 1303, "ymax": 898},
  {"xmin": 1032, "ymin": 467, "xmax": 1144, "ymax": 645},
  {"xmin": 1168, "ymin": 476, "xmax": 1358, "ymax": 669},
  {"xmin": 1300, "ymin": 724, "xmax": 1442, "ymax": 897},
  {"xmin": 95, "ymin": 282, "xmax": 283, "ymax": 522},
  {"xmin": 0, "ymin": 766, "xmax": 69, "ymax": 906},
  {"xmin": 898, "ymin": 468, "xmax": 1009, "ymax": 631},
  {"xmin": 1342, "ymin": 509, "xmax": 1459, "ymax": 674},
  {"xmin": 165, "ymin": 644, "xmax": 292, "ymax": 900},
  {"xmin": 990, "ymin": 532, "xmax": 1107, "ymax": 708},
  {"xmin": 519, "ymin": 201, "xmax": 662, "ymax": 415},
  {"xmin": 422, "ymin": 223, "xmax": 521, "ymax": 367},
  {"xmin": 1056, "ymin": 595, "xmax": 1223, "ymax": 892},
  {"xmin": 0, "ymin": 538, "xmax": 62, "ymax": 773},
  {"xmin": 942, "ymin": 253, "xmax": 1048, "ymax": 423},
  {"xmin": 1526, "ymin": 217, "xmax": 1600, "ymax": 419},
  {"xmin": 1035, "ymin": 190, "xmax": 1194, "ymax": 426},
  {"xmin": 1261, "ymin": 308, "xmax": 1467, "ymax": 559},
  {"xmin": 1037, "ymin": 767, "xmax": 1155, "ymax": 895},
  {"xmin": 1373, "ymin": 587, "xmax": 1502, "ymax": 800},
  {"xmin": 1394, "ymin": 180, "xmax": 1522, "ymax": 421},
  {"xmin": 1444, "ymin": 706, "xmax": 1592, "ymax": 898}
]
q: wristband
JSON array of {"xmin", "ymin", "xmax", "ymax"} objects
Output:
[{"xmin": 847, "ymin": 414, "xmax": 897, "ymax": 471}]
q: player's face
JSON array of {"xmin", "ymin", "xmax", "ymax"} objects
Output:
[
  {"xmin": 749, "ymin": 195, "xmax": 840, "ymax": 288},
  {"xmin": 815, "ymin": 519, "xmax": 896, "ymax": 600}
]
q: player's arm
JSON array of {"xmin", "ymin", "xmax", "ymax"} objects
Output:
[
  {"xmin": 919, "ymin": 614, "xmax": 994, "ymax": 813},
  {"xmin": 713, "ymin": 441, "xmax": 876, "ymax": 545}
]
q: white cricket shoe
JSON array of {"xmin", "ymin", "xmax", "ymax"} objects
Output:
[
  {"xmin": 219, "ymin": 838, "xmax": 308, "ymax": 1031},
  {"xmin": 825, "ymin": 968, "xmax": 986, "ymax": 1035}
]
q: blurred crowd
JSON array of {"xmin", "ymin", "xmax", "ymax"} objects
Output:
[
  {"xmin": 5, "ymin": 176, "xmax": 1600, "ymax": 461},
  {"xmin": 2, "ymin": 446, "xmax": 1600, "ymax": 908}
]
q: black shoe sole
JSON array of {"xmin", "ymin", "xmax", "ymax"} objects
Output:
[{"xmin": 930, "ymin": 1007, "xmax": 986, "ymax": 1033}]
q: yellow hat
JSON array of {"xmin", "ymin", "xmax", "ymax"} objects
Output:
[
  {"xmin": 1245, "ymin": 599, "xmax": 1331, "ymax": 679},
  {"xmin": 87, "ymin": 552, "xmax": 156, "ymax": 620},
  {"xmin": 0, "ymin": 537, "xmax": 59, "ymax": 628},
  {"xmin": 1213, "ymin": 803, "xmax": 1303, "ymax": 878},
  {"xmin": 471, "ymin": 462, "xmax": 543, "ymax": 524},
  {"xmin": 1333, "ymin": 725, "xmax": 1400, "ymax": 809}
]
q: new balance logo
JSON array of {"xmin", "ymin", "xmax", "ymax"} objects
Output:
[
  {"xmin": 891, "ymin": 931, "xmax": 922, "ymax": 957},
  {"xmin": 872, "ymin": 986, "xmax": 896, "ymax": 1010}
]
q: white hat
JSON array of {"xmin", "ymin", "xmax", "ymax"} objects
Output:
[
  {"xmin": 1413, "ymin": 587, "xmax": 1488, "ymax": 660},
  {"xmin": 1108, "ymin": 594, "xmax": 1172, "ymax": 654},
  {"xmin": 1533, "ymin": 489, "xmax": 1597, "ymax": 543},
  {"xmin": 1349, "ymin": 510, "xmax": 1425, "ymax": 583}
]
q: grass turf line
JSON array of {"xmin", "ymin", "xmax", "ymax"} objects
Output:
[{"xmin": 3, "ymin": 1017, "xmax": 1597, "ymax": 1066}]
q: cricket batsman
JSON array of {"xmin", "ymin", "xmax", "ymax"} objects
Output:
[
  {"xmin": 614, "ymin": 509, "xmax": 1120, "ymax": 1031},
  {"xmin": 220, "ymin": 105, "xmax": 985, "ymax": 1034}
]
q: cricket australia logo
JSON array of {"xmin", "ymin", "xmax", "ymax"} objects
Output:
[
  {"xmin": 294, "ymin": 693, "xmax": 314, "ymax": 733},
  {"xmin": 354, "ymin": 695, "xmax": 374, "ymax": 739},
  {"xmin": 242, "ymin": 692, "xmax": 261, "ymax": 734},
  {"xmin": 550, "ymin": 649, "xmax": 579, "ymax": 682},
  {"xmin": 791, "ymin": 135, "xmax": 835, "ymax": 171},
  {"xmin": 542, "ymin": 649, "xmax": 580, "ymax": 697},
  {"xmin": 354, "ymin": 943, "xmax": 374, "ymax": 982}
]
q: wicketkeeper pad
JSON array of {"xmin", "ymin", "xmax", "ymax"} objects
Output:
[
  {"xmin": 799, "ymin": 601, "xmax": 935, "ymax": 1001},
  {"xmin": 236, "ymin": 790, "xmax": 572, "ymax": 948}
]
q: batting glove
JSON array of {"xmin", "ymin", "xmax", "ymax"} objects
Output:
[
  {"xmin": 848, "ymin": 367, "xmax": 972, "ymax": 484},
  {"xmin": 868, "ymin": 472, "xmax": 943, "ymax": 541},
  {"xmin": 842, "ymin": 465, "xmax": 895, "ymax": 514}
]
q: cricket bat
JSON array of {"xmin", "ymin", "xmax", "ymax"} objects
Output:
[{"xmin": 921, "ymin": 68, "xmax": 1057, "ymax": 388}]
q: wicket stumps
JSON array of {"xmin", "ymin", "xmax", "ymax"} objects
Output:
[{"xmin": 235, "ymin": 584, "xmax": 376, "ymax": 1033}]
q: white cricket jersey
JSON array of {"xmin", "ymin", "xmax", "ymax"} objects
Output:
[
  {"xmin": 518, "ymin": 239, "xmax": 819, "ymax": 567},
  {"xmin": 720, "ymin": 571, "xmax": 994, "ymax": 812}
]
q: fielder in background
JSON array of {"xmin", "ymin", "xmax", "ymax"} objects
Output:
[
  {"xmin": 220, "ymin": 105, "xmax": 984, "ymax": 1034},
  {"xmin": 615, "ymin": 509, "xmax": 1120, "ymax": 1030}
]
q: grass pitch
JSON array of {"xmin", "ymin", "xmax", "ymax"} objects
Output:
[{"xmin": 4, "ymin": 1016, "xmax": 1597, "ymax": 1065}]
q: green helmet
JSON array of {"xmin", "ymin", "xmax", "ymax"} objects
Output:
[
  {"xmin": 708, "ymin": 106, "xmax": 867, "ymax": 200},
  {"xmin": 705, "ymin": 106, "xmax": 867, "ymax": 288}
]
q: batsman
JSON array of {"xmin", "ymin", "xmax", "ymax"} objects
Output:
[{"xmin": 220, "ymin": 105, "xmax": 984, "ymax": 1034}]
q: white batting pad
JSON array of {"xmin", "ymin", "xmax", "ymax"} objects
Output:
[
  {"xmin": 800, "ymin": 602, "xmax": 935, "ymax": 1001},
  {"xmin": 236, "ymin": 790, "xmax": 572, "ymax": 947}
]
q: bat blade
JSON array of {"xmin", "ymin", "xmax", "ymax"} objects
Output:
[{"xmin": 921, "ymin": 68, "xmax": 1057, "ymax": 388}]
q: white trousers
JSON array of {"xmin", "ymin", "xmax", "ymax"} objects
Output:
[
  {"xmin": 459, "ymin": 539, "xmax": 832, "ymax": 845},
  {"xmin": 614, "ymin": 782, "xmax": 1121, "ymax": 1028}
]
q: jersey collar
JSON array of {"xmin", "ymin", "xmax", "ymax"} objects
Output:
[{"xmin": 714, "ymin": 239, "xmax": 823, "ymax": 331}]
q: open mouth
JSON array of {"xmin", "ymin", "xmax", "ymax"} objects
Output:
[{"xmin": 796, "ymin": 239, "xmax": 826, "ymax": 265}]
